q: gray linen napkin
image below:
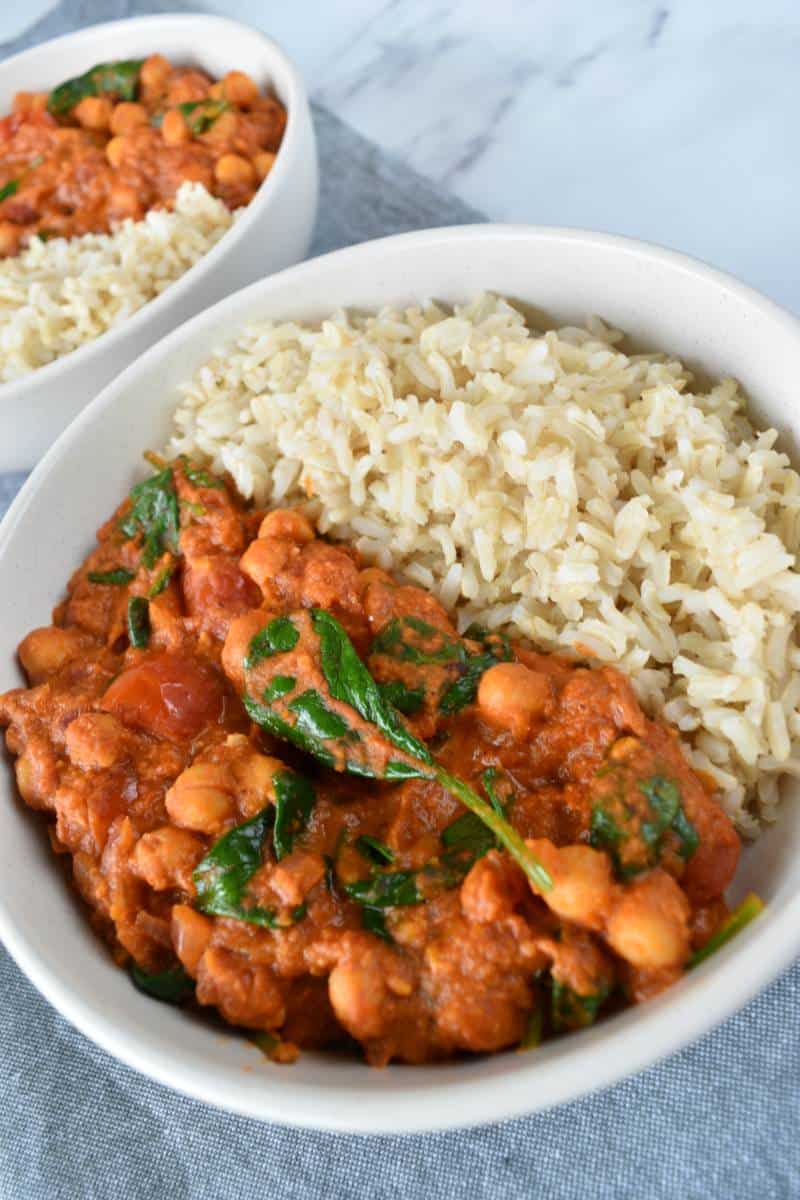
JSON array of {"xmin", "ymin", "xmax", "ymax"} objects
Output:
[{"xmin": 1, "ymin": 6, "xmax": 798, "ymax": 1198}]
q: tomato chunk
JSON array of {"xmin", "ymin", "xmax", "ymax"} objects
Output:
[{"xmin": 101, "ymin": 652, "xmax": 224, "ymax": 741}]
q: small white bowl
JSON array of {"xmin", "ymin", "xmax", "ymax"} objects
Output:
[
  {"xmin": 1, "ymin": 226, "xmax": 799, "ymax": 1134},
  {"xmin": 0, "ymin": 13, "xmax": 318, "ymax": 470}
]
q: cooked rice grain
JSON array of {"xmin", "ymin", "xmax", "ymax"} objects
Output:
[
  {"xmin": 0, "ymin": 182, "xmax": 235, "ymax": 382},
  {"xmin": 168, "ymin": 294, "xmax": 800, "ymax": 833}
]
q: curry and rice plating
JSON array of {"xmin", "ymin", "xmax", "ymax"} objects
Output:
[
  {"xmin": 0, "ymin": 453, "xmax": 762, "ymax": 1066},
  {"xmin": 0, "ymin": 56, "xmax": 286, "ymax": 381}
]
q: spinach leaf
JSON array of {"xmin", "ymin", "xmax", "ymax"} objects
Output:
[
  {"xmin": 551, "ymin": 979, "xmax": 610, "ymax": 1033},
  {"xmin": 130, "ymin": 963, "xmax": 193, "ymax": 1004},
  {"xmin": 371, "ymin": 616, "xmax": 463, "ymax": 666},
  {"xmin": 127, "ymin": 596, "xmax": 150, "ymax": 649},
  {"xmin": 590, "ymin": 770, "xmax": 698, "ymax": 880},
  {"xmin": 244, "ymin": 611, "xmax": 552, "ymax": 893},
  {"xmin": 378, "ymin": 679, "xmax": 425, "ymax": 716},
  {"xmin": 244, "ymin": 693, "xmax": 336, "ymax": 769},
  {"xmin": 289, "ymin": 688, "xmax": 351, "ymax": 741},
  {"xmin": 244, "ymin": 617, "xmax": 299, "ymax": 669},
  {"xmin": 47, "ymin": 59, "xmax": 143, "ymax": 116},
  {"xmin": 361, "ymin": 906, "xmax": 392, "ymax": 941},
  {"xmin": 482, "ymin": 767, "xmax": 507, "ymax": 818},
  {"xmin": 343, "ymin": 869, "xmax": 422, "ymax": 908},
  {"xmin": 312, "ymin": 608, "xmax": 432, "ymax": 765},
  {"xmin": 519, "ymin": 1006, "xmax": 543, "ymax": 1050},
  {"xmin": 178, "ymin": 98, "xmax": 230, "ymax": 134},
  {"xmin": 88, "ymin": 567, "xmax": 134, "ymax": 586},
  {"xmin": 148, "ymin": 562, "xmax": 175, "ymax": 598},
  {"xmin": 0, "ymin": 179, "xmax": 19, "ymax": 203},
  {"xmin": 263, "ymin": 675, "xmax": 296, "ymax": 703},
  {"xmin": 438, "ymin": 626, "xmax": 513, "ymax": 715},
  {"xmin": 355, "ymin": 835, "xmax": 395, "ymax": 865},
  {"xmin": 441, "ymin": 811, "xmax": 496, "ymax": 863},
  {"xmin": 194, "ymin": 807, "xmax": 282, "ymax": 928},
  {"xmin": 118, "ymin": 466, "xmax": 180, "ymax": 568},
  {"xmin": 688, "ymin": 892, "xmax": 763, "ymax": 968},
  {"xmin": 273, "ymin": 769, "xmax": 315, "ymax": 860}
]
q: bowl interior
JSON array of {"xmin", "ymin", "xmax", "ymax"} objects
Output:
[{"xmin": 1, "ymin": 226, "xmax": 799, "ymax": 1133}]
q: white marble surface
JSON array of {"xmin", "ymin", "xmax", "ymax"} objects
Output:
[{"xmin": 3, "ymin": 0, "xmax": 799, "ymax": 312}]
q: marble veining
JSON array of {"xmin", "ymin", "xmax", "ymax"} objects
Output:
[{"xmin": 1, "ymin": 0, "xmax": 799, "ymax": 313}]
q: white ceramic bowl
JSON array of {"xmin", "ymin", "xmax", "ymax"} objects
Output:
[
  {"xmin": 0, "ymin": 13, "xmax": 318, "ymax": 471},
  {"xmin": 1, "ymin": 226, "xmax": 799, "ymax": 1134}
]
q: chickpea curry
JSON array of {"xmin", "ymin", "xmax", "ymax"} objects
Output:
[
  {"xmin": 0, "ymin": 55, "xmax": 286, "ymax": 257},
  {"xmin": 0, "ymin": 458, "xmax": 762, "ymax": 1065}
]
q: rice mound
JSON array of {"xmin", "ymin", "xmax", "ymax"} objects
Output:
[
  {"xmin": 168, "ymin": 294, "xmax": 800, "ymax": 834},
  {"xmin": 0, "ymin": 182, "xmax": 235, "ymax": 382}
]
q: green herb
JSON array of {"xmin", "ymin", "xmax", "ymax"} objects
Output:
[
  {"xmin": 118, "ymin": 466, "xmax": 180, "ymax": 569},
  {"xmin": 148, "ymin": 562, "xmax": 175, "ymax": 598},
  {"xmin": 688, "ymin": 893, "xmax": 764, "ymax": 968},
  {"xmin": 87, "ymin": 567, "xmax": 134, "ymax": 586},
  {"xmin": 35, "ymin": 229, "xmax": 55, "ymax": 242},
  {"xmin": 127, "ymin": 596, "xmax": 150, "ymax": 649},
  {"xmin": 551, "ymin": 979, "xmax": 610, "ymax": 1033},
  {"xmin": 244, "ymin": 617, "xmax": 300, "ymax": 669},
  {"xmin": 263, "ymin": 675, "xmax": 296, "ymax": 703},
  {"xmin": 343, "ymin": 869, "xmax": 422, "ymax": 908},
  {"xmin": 182, "ymin": 458, "xmax": 225, "ymax": 489},
  {"xmin": 272, "ymin": 769, "xmax": 316, "ymax": 860},
  {"xmin": 130, "ymin": 963, "xmax": 194, "ymax": 1004},
  {"xmin": 590, "ymin": 769, "xmax": 698, "ymax": 880},
  {"xmin": 355, "ymin": 835, "xmax": 395, "ymax": 865},
  {"xmin": 243, "ymin": 610, "xmax": 552, "ymax": 893},
  {"xmin": 519, "ymin": 1006, "xmax": 543, "ymax": 1051},
  {"xmin": 47, "ymin": 59, "xmax": 143, "ymax": 116},
  {"xmin": 361, "ymin": 906, "xmax": 391, "ymax": 941},
  {"xmin": 178, "ymin": 98, "xmax": 230, "ymax": 134},
  {"xmin": 377, "ymin": 679, "xmax": 425, "ymax": 716},
  {"xmin": 0, "ymin": 179, "xmax": 19, "ymax": 203}
]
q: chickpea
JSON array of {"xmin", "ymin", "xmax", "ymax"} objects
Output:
[
  {"xmin": 161, "ymin": 109, "xmax": 189, "ymax": 146},
  {"xmin": 239, "ymin": 536, "xmax": 293, "ymax": 591},
  {"xmin": 527, "ymin": 839, "xmax": 614, "ymax": 929},
  {"xmin": 253, "ymin": 152, "xmax": 276, "ymax": 181},
  {"xmin": 214, "ymin": 153, "xmax": 256, "ymax": 186},
  {"xmin": 110, "ymin": 101, "xmax": 148, "ymax": 136},
  {"xmin": 132, "ymin": 826, "xmax": 205, "ymax": 891},
  {"xmin": 270, "ymin": 851, "xmax": 326, "ymax": 907},
  {"xmin": 64, "ymin": 712, "xmax": 127, "ymax": 771},
  {"xmin": 204, "ymin": 109, "xmax": 238, "ymax": 143},
  {"xmin": 12, "ymin": 91, "xmax": 46, "ymax": 114},
  {"xmin": 73, "ymin": 96, "xmax": 113, "ymax": 131},
  {"xmin": 258, "ymin": 509, "xmax": 315, "ymax": 543},
  {"xmin": 0, "ymin": 221, "xmax": 22, "ymax": 258},
  {"xmin": 139, "ymin": 54, "xmax": 171, "ymax": 95},
  {"xmin": 15, "ymin": 754, "xmax": 38, "ymax": 803},
  {"xmin": 329, "ymin": 960, "xmax": 389, "ymax": 1040},
  {"xmin": 18, "ymin": 626, "xmax": 87, "ymax": 685},
  {"xmin": 605, "ymin": 870, "xmax": 690, "ymax": 969},
  {"xmin": 105, "ymin": 136, "xmax": 126, "ymax": 168},
  {"xmin": 229, "ymin": 745, "xmax": 284, "ymax": 817},
  {"xmin": 208, "ymin": 81, "xmax": 226, "ymax": 101},
  {"xmin": 166, "ymin": 762, "xmax": 237, "ymax": 834},
  {"xmin": 108, "ymin": 184, "xmax": 143, "ymax": 223},
  {"xmin": 222, "ymin": 70, "xmax": 260, "ymax": 107},
  {"xmin": 171, "ymin": 903, "xmax": 213, "ymax": 973},
  {"xmin": 477, "ymin": 661, "xmax": 554, "ymax": 738}
]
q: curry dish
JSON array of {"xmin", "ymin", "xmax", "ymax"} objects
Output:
[
  {"xmin": 0, "ymin": 56, "xmax": 286, "ymax": 256},
  {"xmin": 0, "ymin": 458, "xmax": 754, "ymax": 1065}
]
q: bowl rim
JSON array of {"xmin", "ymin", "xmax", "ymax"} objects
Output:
[
  {"xmin": 0, "ymin": 11, "xmax": 310, "ymax": 403},
  {"xmin": 2, "ymin": 222, "xmax": 800, "ymax": 1134}
]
